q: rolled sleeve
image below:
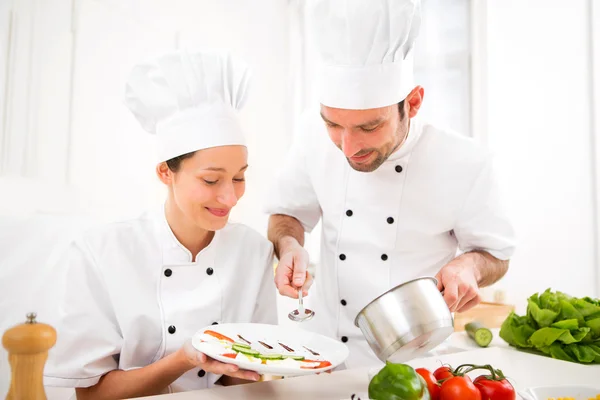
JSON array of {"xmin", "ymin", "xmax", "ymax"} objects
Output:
[
  {"xmin": 454, "ymin": 157, "xmax": 517, "ymax": 261},
  {"xmin": 263, "ymin": 117, "xmax": 322, "ymax": 233}
]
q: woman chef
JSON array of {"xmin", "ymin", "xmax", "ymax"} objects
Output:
[{"xmin": 43, "ymin": 49, "xmax": 276, "ymax": 396}]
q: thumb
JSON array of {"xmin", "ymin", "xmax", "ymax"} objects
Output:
[
  {"xmin": 434, "ymin": 273, "xmax": 443, "ymax": 292},
  {"xmin": 292, "ymin": 257, "xmax": 307, "ymax": 288},
  {"xmin": 183, "ymin": 339, "xmax": 206, "ymax": 364}
]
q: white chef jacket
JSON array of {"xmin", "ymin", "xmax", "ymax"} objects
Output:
[
  {"xmin": 264, "ymin": 110, "xmax": 516, "ymax": 369},
  {"xmin": 43, "ymin": 206, "xmax": 277, "ymax": 393}
]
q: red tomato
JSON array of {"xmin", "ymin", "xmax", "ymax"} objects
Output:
[
  {"xmin": 433, "ymin": 366, "xmax": 454, "ymax": 381},
  {"xmin": 473, "ymin": 375, "xmax": 516, "ymax": 400},
  {"xmin": 221, "ymin": 353, "xmax": 237, "ymax": 358},
  {"xmin": 440, "ymin": 376, "xmax": 482, "ymax": 400},
  {"xmin": 416, "ymin": 368, "xmax": 440, "ymax": 400}
]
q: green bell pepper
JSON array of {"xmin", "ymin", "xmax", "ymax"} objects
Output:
[{"xmin": 368, "ymin": 361, "xmax": 431, "ymax": 400}]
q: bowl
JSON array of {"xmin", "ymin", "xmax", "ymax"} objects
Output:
[{"xmin": 520, "ymin": 385, "xmax": 600, "ymax": 400}]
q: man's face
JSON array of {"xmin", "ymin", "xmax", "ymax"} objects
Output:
[{"xmin": 320, "ymin": 104, "xmax": 408, "ymax": 172}]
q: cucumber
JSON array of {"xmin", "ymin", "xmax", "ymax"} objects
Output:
[
  {"xmin": 258, "ymin": 353, "xmax": 283, "ymax": 360},
  {"xmin": 232, "ymin": 344, "xmax": 259, "ymax": 356},
  {"xmin": 233, "ymin": 342, "xmax": 251, "ymax": 349},
  {"xmin": 465, "ymin": 321, "xmax": 493, "ymax": 347},
  {"xmin": 285, "ymin": 355, "xmax": 305, "ymax": 361}
]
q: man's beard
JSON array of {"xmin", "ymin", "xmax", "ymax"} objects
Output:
[
  {"xmin": 346, "ymin": 149, "xmax": 386, "ymax": 172},
  {"xmin": 344, "ymin": 121, "xmax": 408, "ymax": 172}
]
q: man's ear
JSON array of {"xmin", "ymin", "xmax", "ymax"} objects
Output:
[
  {"xmin": 156, "ymin": 162, "xmax": 173, "ymax": 185},
  {"xmin": 405, "ymin": 86, "xmax": 425, "ymax": 118}
]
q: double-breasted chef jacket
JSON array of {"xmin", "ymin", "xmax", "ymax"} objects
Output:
[
  {"xmin": 264, "ymin": 111, "xmax": 516, "ymax": 369},
  {"xmin": 43, "ymin": 206, "xmax": 277, "ymax": 393}
]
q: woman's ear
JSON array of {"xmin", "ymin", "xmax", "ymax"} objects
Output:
[{"xmin": 156, "ymin": 162, "xmax": 173, "ymax": 185}]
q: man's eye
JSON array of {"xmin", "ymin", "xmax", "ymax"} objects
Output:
[{"xmin": 361, "ymin": 126, "xmax": 378, "ymax": 132}]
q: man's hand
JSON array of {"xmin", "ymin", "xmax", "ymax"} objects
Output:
[
  {"xmin": 435, "ymin": 250, "xmax": 509, "ymax": 313},
  {"xmin": 435, "ymin": 256, "xmax": 482, "ymax": 313},
  {"xmin": 274, "ymin": 237, "xmax": 313, "ymax": 298}
]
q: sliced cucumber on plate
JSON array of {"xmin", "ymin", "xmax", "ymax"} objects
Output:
[
  {"xmin": 232, "ymin": 344, "xmax": 260, "ymax": 356},
  {"xmin": 258, "ymin": 353, "xmax": 284, "ymax": 360},
  {"xmin": 285, "ymin": 355, "xmax": 305, "ymax": 361}
]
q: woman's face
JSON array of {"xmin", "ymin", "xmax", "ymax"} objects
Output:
[{"xmin": 159, "ymin": 145, "xmax": 248, "ymax": 231}]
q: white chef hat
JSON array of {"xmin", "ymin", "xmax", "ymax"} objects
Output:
[
  {"xmin": 308, "ymin": 0, "xmax": 421, "ymax": 110},
  {"xmin": 124, "ymin": 48, "xmax": 251, "ymax": 162}
]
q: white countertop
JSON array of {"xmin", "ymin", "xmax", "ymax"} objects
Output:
[{"xmin": 137, "ymin": 329, "xmax": 600, "ymax": 399}]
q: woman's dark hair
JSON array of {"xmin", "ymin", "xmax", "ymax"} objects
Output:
[{"xmin": 166, "ymin": 151, "xmax": 196, "ymax": 172}]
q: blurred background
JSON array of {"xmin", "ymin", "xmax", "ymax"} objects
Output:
[{"xmin": 0, "ymin": 0, "xmax": 599, "ymax": 396}]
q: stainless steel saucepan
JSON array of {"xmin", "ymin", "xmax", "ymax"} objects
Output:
[{"xmin": 354, "ymin": 277, "xmax": 454, "ymax": 363}]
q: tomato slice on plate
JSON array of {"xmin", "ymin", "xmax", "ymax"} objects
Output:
[
  {"xmin": 300, "ymin": 360, "xmax": 332, "ymax": 369},
  {"xmin": 204, "ymin": 330, "xmax": 234, "ymax": 343}
]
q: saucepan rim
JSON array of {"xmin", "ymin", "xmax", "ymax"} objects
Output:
[{"xmin": 353, "ymin": 276, "xmax": 440, "ymax": 327}]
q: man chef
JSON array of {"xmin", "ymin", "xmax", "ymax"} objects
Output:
[{"xmin": 264, "ymin": 0, "xmax": 516, "ymax": 369}]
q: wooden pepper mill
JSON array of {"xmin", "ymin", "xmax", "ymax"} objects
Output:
[{"xmin": 2, "ymin": 313, "xmax": 57, "ymax": 400}]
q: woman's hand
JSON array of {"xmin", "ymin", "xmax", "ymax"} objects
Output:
[{"xmin": 179, "ymin": 339, "xmax": 260, "ymax": 382}]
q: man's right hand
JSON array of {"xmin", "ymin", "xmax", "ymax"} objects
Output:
[{"xmin": 274, "ymin": 237, "xmax": 313, "ymax": 298}]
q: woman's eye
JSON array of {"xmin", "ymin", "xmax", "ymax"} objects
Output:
[
  {"xmin": 203, "ymin": 179, "xmax": 217, "ymax": 185},
  {"xmin": 233, "ymin": 177, "xmax": 245, "ymax": 183}
]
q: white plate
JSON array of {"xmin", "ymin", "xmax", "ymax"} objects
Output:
[
  {"xmin": 191, "ymin": 323, "xmax": 349, "ymax": 377},
  {"xmin": 519, "ymin": 385, "xmax": 600, "ymax": 400}
]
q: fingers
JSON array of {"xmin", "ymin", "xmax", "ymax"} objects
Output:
[
  {"xmin": 456, "ymin": 287, "xmax": 481, "ymax": 313},
  {"xmin": 228, "ymin": 369, "xmax": 261, "ymax": 382},
  {"xmin": 274, "ymin": 267, "xmax": 298, "ymax": 298},
  {"xmin": 442, "ymin": 280, "xmax": 459, "ymax": 312},
  {"xmin": 456, "ymin": 296, "xmax": 480, "ymax": 313},
  {"xmin": 442, "ymin": 278, "xmax": 480, "ymax": 313},
  {"xmin": 302, "ymin": 272, "xmax": 314, "ymax": 296},
  {"xmin": 202, "ymin": 357, "xmax": 240, "ymax": 375},
  {"xmin": 274, "ymin": 248, "xmax": 310, "ymax": 298},
  {"xmin": 182, "ymin": 340, "xmax": 207, "ymax": 366},
  {"xmin": 201, "ymin": 357, "xmax": 260, "ymax": 381},
  {"xmin": 434, "ymin": 272, "xmax": 443, "ymax": 292}
]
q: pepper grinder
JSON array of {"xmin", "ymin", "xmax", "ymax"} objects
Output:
[{"xmin": 2, "ymin": 313, "xmax": 56, "ymax": 400}]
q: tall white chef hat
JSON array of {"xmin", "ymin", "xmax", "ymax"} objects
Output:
[
  {"xmin": 124, "ymin": 48, "xmax": 251, "ymax": 162},
  {"xmin": 308, "ymin": 0, "xmax": 421, "ymax": 110}
]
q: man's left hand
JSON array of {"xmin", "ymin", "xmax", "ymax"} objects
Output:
[{"xmin": 435, "ymin": 256, "xmax": 482, "ymax": 313}]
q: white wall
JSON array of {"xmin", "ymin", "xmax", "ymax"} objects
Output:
[
  {"xmin": 64, "ymin": 0, "xmax": 175, "ymax": 222},
  {"xmin": 66, "ymin": 0, "xmax": 292, "ymax": 231},
  {"xmin": 173, "ymin": 0, "xmax": 294, "ymax": 233},
  {"xmin": 0, "ymin": 0, "xmax": 74, "ymax": 216},
  {"xmin": 477, "ymin": 0, "xmax": 598, "ymax": 312},
  {"xmin": 591, "ymin": 0, "xmax": 600, "ymax": 308},
  {"xmin": 0, "ymin": 0, "xmax": 292, "ymax": 231}
]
